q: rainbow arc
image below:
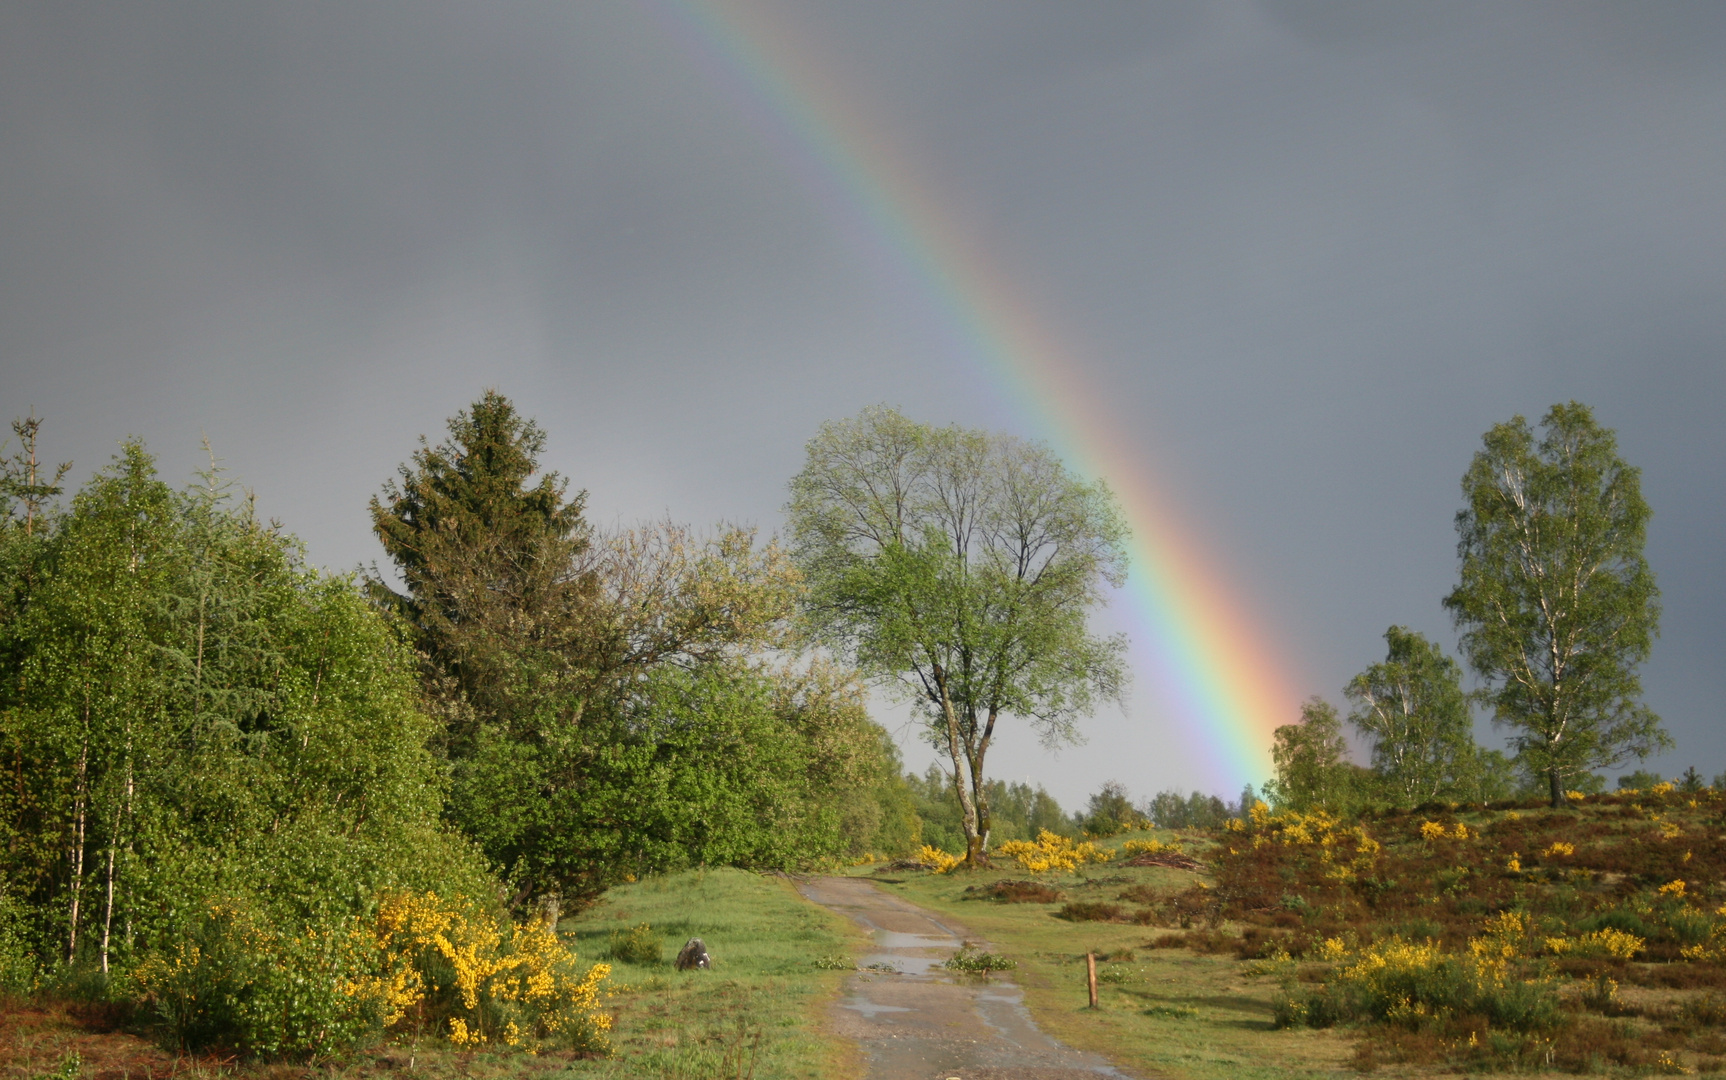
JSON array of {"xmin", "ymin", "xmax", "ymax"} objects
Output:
[{"xmin": 654, "ymin": 0, "xmax": 1300, "ymax": 786}]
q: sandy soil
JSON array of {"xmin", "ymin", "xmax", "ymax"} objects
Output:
[{"xmin": 797, "ymin": 877, "xmax": 1145, "ymax": 1080}]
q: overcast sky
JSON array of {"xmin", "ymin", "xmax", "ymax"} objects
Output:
[{"xmin": 2, "ymin": 1, "xmax": 1722, "ymax": 809}]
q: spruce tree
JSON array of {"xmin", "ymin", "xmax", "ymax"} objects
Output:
[{"xmin": 369, "ymin": 390, "xmax": 594, "ymax": 744}]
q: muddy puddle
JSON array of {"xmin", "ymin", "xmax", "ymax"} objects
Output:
[{"xmin": 798, "ymin": 876, "xmax": 1143, "ymax": 1080}]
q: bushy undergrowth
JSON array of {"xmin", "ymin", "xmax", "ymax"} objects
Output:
[
  {"xmin": 1204, "ymin": 789, "xmax": 1726, "ymax": 1071},
  {"xmin": 131, "ymin": 891, "xmax": 610, "ymax": 1056},
  {"xmin": 1275, "ymin": 935, "xmax": 1559, "ymax": 1032},
  {"xmin": 963, "ymin": 879, "xmax": 1064, "ymax": 903}
]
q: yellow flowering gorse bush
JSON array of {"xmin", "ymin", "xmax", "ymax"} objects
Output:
[
  {"xmin": 915, "ymin": 845, "xmax": 963, "ymax": 873},
  {"xmin": 994, "ymin": 830, "xmax": 1108, "ymax": 873},
  {"xmin": 1545, "ymin": 928, "xmax": 1644, "ymax": 960},
  {"xmin": 1119, "ymin": 837, "xmax": 1182, "ymax": 857},
  {"xmin": 1238, "ymin": 803, "xmax": 1379, "ymax": 882},
  {"xmin": 352, "ymin": 891, "xmax": 611, "ymax": 1050}
]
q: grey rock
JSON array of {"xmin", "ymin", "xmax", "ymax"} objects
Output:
[{"xmin": 674, "ymin": 937, "xmax": 711, "ymax": 971}]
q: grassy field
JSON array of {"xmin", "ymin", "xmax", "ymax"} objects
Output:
[
  {"xmin": 854, "ymin": 840, "xmax": 1362, "ymax": 1080},
  {"xmin": 852, "ymin": 787, "xmax": 1726, "ymax": 1078},
  {"xmin": 554, "ymin": 868, "xmax": 861, "ymax": 1080},
  {"xmin": 0, "ymin": 868, "xmax": 861, "ymax": 1080}
]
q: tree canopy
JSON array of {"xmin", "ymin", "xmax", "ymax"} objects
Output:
[
  {"xmin": 1344, "ymin": 626, "xmax": 1482, "ymax": 807},
  {"xmin": 787, "ymin": 405, "xmax": 1128, "ymax": 865},
  {"xmin": 1443, "ymin": 402, "xmax": 1666, "ymax": 806},
  {"xmin": 372, "ymin": 393, "xmax": 897, "ymax": 902}
]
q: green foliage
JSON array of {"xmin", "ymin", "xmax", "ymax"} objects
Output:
[
  {"xmin": 1078, "ymin": 780, "xmax": 1145, "ymax": 836},
  {"xmin": 1618, "ymin": 769, "xmax": 1665, "ymax": 791},
  {"xmin": 942, "ymin": 946, "xmax": 1016, "ymax": 973},
  {"xmin": 463, "ymin": 658, "xmax": 894, "ymax": 899},
  {"xmin": 834, "ymin": 730, "xmax": 921, "ymax": 858},
  {"xmin": 1142, "ymin": 789, "xmax": 1232, "ymax": 830},
  {"xmin": 0, "ymin": 437, "xmax": 495, "ymax": 1055},
  {"xmin": 375, "ymin": 394, "xmax": 863, "ymax": 901},
  {"xmin": 1346, "ymin": 627, "xmax": 1493, "ymax": 807},
  {"xmin": 1263, "ymin": 699, "xmax": 1375, "ymax": 813},
  {"xmin": 610, "ymin": 923, "xmax": 663, "ymax": 966},
  {"xmin": 0, "ymin": 882, "xmax": 36, "ymax": 994},
  {"xmin": 787, "ymin": 405, "xmax": 1128, "ymax": 864},
  {"xmin": 904, "ymin": 765, "xmax": 1070, "ymax": 853},
  {"xmin": 134, "ymin": 900, "xmax": 382, "ymax": 1056},
  {"xmin": 1444, "ymin": 402, "xmax": 1667, "ymax": 805},
  {"xmin": 369, "ymin": 389, "xmax": 593, "ymax": 744}
]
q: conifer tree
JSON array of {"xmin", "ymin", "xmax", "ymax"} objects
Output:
[{"xmin": 369, "ymin": 390, "xmax": 594, "ymax": 744}]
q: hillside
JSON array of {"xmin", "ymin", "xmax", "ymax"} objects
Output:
[{"xmin": 871, "ymin": 784, "xmax": 1726, "ymax": 1076}]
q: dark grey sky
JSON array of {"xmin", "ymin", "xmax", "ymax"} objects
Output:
[{"xmin": 2, "ymin": 1, "xmax": 1722, "ymax": 808}]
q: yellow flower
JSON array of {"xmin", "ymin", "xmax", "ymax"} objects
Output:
[
  {"xmin": 993, "ymin": 831, "xmax": 1107, "ymax": 873},
  {"xmin": 1660, "ymin": 879, "xmax": 1688, "ymax": 898},
  {"xmin": 1543, "ymin": 841, "xmax": 1575, "ymax": 857},
  {"xmin": 1651, "ymin": 781, "xmax": 1676, "ymax": 796},
  {"xmin": 1506, "ymin": 854, "xmax": 1522, "ymax": 873},
  {"xmin": 1419, "ymin": 821, "xmax": 1448, "ymax": 841},
  {"xmin": 1545, "ymin": 928, "xmax": 1643, "ymax": 960},
  {"xmin": 1317, "ymin": 937, "xmax": 1348, "ymax": 961},
  {"xmin": 1565, "ymin": 790, "xmax": 1588, "ymax": 801},
  {"xmin": 916, "ymin": 845, "xmax": 963, "ymax": 873}
]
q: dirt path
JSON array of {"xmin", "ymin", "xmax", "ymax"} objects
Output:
[{"xmin": 798, "ymin": 877, "xmax": 1141, "ymax": 1080}]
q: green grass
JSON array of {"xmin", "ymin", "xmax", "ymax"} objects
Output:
[
  {"xmin": 0, "ymin": 868, "xmax": 862, "ymax": 1080},
  {"xmin": 554, "ymin": 868, "xmax": 862, "ymax": 1080},
  {"xmin": 855, "ymin": 833, "xmax": 1362, "ymax": 1080}
]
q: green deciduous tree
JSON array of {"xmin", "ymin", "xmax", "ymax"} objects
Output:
[
  {"xmin": 0, "ymin": 440, "xmax": 487, "ymax": 993},
  {"xmin": 1443, "ymin": 402, "xmax": 1667, "ymax": 807},
  {"xmin": 1345, "ymin": 626, "xmax": 1482, "ymax": 807},
  {"xmin": 374, "ymin": 394, "xmax": 885, "ymax": 901},
  {"xmin": 787, "ymin": 406, "xmax": 1128, "ymax": 866},
  {"xmin": 1263, "ymin": 698, "xmax": 1374, "ymax": 813},
  {"xmin": 1142, "ymin": 789, "xmax": 1232, "ymax": 829}
]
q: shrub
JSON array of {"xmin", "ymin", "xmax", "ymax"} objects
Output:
[
  {"xmin": 1546, "ymin": 928, "xmax": 1644, "ymax": 960},
  {"xmin": 132, "ymin": 891, "xmax": 613, "ymax": 1057},
  {"xmin": 1055, "ymin": 902, "xmax": 1123, "ymax": 923},
  {"xmin": 609, "ymin": 923, "xmax": 663, "ymax": 966},
  {"xmin": 1119, "ymin": 838, "xmax": 1180, "ymax": 857},
  {"xmin": 0, "ymin": 886, "xmax": 35, "ymax": 995},
  {"xmin": 965, "ymin": 880, "xmax": 1062, "ymax": 903},
  {"xmin": 995, "ymin": 830, "xmax": 1108, "ymax": 873},
  {"xmin": 1277, "ymin": 936, "xmax": 1559, "ymax": 1033},
  {"xmin": 943, "ymin": 947, "xmax": 1015, "ymax": 973},
  {"xmin": 361, "ymin": 891, "xmax": 611, "ymax": 1050},
  {"xmin": 914, "ymin": 845, "xmax": 963, "ymax": 873},
  {"xmin": 133, "ymin": 901, "xmax": 385, "ymax": 1056}
]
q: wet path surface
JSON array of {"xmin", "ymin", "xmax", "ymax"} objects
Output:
[{"xmin": 797, "ymin": 877, "xmax": 1142, "ymax": 1080}]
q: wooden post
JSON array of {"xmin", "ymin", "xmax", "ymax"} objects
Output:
[{"xmin": 1086, "ymin": 951, "xmax": 1098, "ymax": 1009}]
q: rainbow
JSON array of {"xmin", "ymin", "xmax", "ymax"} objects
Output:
[{"xmin": 650, "ymin": 0, "xmax": 1300, "ymax": 788}]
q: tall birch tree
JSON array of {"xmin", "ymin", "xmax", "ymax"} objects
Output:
[
  {"xmin": 1344, "ymin": 626, "xmax": 1479, "ymax": 807},
  {"xmin": 1443, "ymin": 402, "xmax": 1666, "ymax": 807}
]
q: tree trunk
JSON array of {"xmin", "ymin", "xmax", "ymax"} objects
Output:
[
  {"xmin": 1548, "ymin": 767, "xmax": 1562, "ymax": 809},
  {"xmin": 68, "ymin": 741, "xmax": 87, "ymax": 965},
  {"xmin": 100, "ymin": 835, "xmax": 116, "ymax": 974},
  {"xmin": 932, "ymin": 665, "xmax": 982, "ymax": 865},
  {"xmin": 967, "ymin": 705, "xmax": 1001, "ymax": 859}
]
